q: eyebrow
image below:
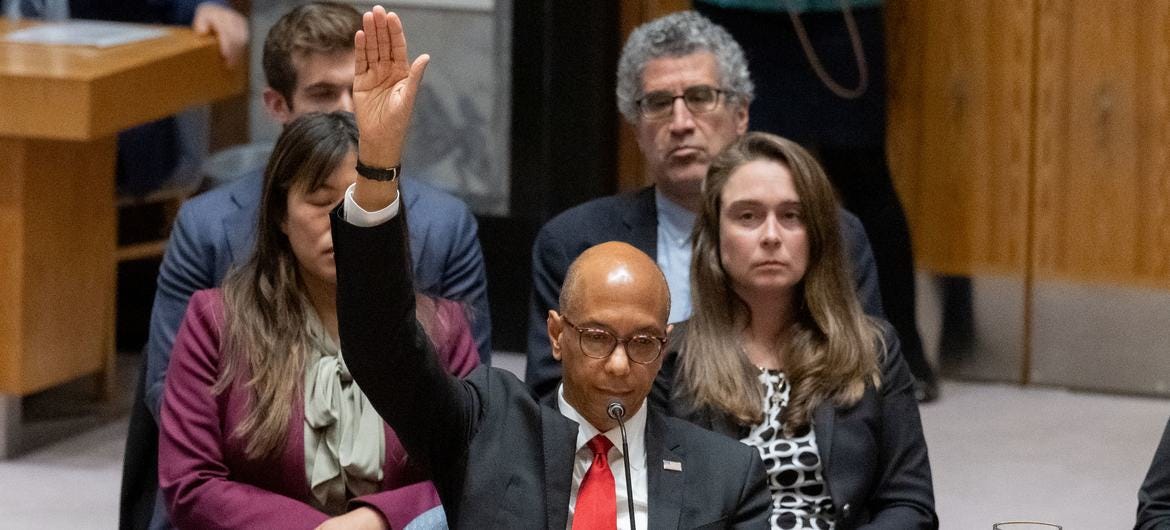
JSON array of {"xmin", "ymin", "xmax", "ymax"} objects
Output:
[
  {"xmin": 306, "ymin": 181, "xmax": 342, "ymax": 195},
  {"xmin": 578, "ymin": 321, "xmax": 665, "ymax": 336},
  {"xmin": 301, "ymin": 81, "xmax": 346, "ymax": 92},
  {"xmin": 725, "ymin": 198, "xmax": 801, "ymax": 209}
]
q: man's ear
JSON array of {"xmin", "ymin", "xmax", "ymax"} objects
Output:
[
  {"xmin": 734, "ymin": 101, "xmax": 749, "ymax": 135},
  {"xmin": 262, "ymin": 87, "xmax": 293, "ymax": 124},
  {"xmin": 547, "ymin": 310, "xmax": 564, "ymax": 361}
]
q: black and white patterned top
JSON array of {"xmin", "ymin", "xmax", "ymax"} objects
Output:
[{"xmin": 740, "ymin": 369, "xmax": 836, "ymax": 529}]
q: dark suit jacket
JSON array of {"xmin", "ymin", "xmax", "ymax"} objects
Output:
[
  {"xmin": 332, "ymin": 207, "xmax": 772, "ymax": 529},
  {"xmin": 1137, "ymin": 416, "xmax": 1170, "ymax": 529},
  {"xmin": 526, "ymin": 186, "xmax": 883, "ymax": 399},
  {"xmin": 158, "ymin": 289, "xmax": 479, "ymax": 529},
  {"xmin": 651, "ymin": 322, "xmax": 938, "ymax": 529}
]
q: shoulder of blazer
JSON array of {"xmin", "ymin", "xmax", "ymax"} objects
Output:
[
  {"xmin": 540, "ymin": 186, "xmax": 657, "ymax": 232},
  {"xmin": 619, "ymin": 185, "xmax": 658, "ymax": 228}
]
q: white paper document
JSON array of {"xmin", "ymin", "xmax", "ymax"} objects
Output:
[{"xmin": 3, "ymin": 21, "xmax": 166, "ymax": 48}]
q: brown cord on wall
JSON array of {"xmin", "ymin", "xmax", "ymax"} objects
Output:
[{"xmin": 782, "ymin": 0, "xmax": 870, "ymax": 99}]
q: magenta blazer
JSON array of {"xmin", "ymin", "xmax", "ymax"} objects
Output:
[{"xmin": 159, "ymin": 289, "xmax": 479, "ymax": 529}]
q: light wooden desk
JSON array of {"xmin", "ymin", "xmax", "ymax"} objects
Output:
[{"xmin": 0, "ymin": 18, "xmax": 244, "ymax": 457}]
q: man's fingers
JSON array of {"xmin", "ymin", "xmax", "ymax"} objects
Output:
[
  {"xmin": 354, "ymin": 31, "xmax": 369, "ymax": 74},
  {"xmin": 378, "ymin": 11, "xmax": 394, "ymax": 66},
  {"xmin": 217, "ymin": 21, "xmax": 246, "ymax": 68},
  {"xmin": 370, "ymin": 5, "xmax": 390, "ymax": 65},
  {"xmin": 192, "ymin": 3, "xmax": 213, "ymax": 34},
  {"xmin": 356, "ymin": 6, "xmax": 425, "ymax": 94},
  {"xmin": 193, "ymin": 15, "xmax": 210, "ymax": 35},
  {"xmin": 387, "ymin": 12, "xmax": 409, "ymax": 70},
  {"xmin": 406, "ymin": 54, "xmax": 430, "ymax": 98},
  {"xmin": 361, "ymin": 11, "xmax": 379, "ymax": 66},
  {"xmin": 218, "ymin": 38, "xmax": 235, "ymax": 67}
]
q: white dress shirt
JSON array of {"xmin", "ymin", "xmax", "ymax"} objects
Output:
[
  {"xmin": 558, "ymin": 385, "xmax": 649, "ymax": 530},
  {"xmin": 654, "ymin": 190, "xmax": 696, "ymax": 324},
  {"xmin": 342, "ymin": 184, "xmax": 401, "ymax": 226}
]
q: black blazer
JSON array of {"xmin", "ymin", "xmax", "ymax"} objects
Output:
[
  {"xmin": 525, "ymin": 186, "xmax": 885, "ymax": 400},
  {"xmin": 332, "ymin": 208, "xmax": 771, "ymax": 529},
  {"xmin": 651, "ymin": 322, "xmax": 938, "ymax": 530},
  {"xmin": 1137, "ymin": 416, "xmax": 1170, "ymax": 529}
]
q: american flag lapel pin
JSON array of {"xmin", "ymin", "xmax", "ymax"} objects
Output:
[{"xmin": 663, "ymin": 460, "xmax": 682, "ymax": 472}]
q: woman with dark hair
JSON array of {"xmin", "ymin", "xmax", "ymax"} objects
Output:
[
  {"xmin": 653, "ymin": 132, "xmax": 936, "ymax": 529},
  {"xmin": 158, "ymin": 111, "xmax": 478, "ymax": 529}
]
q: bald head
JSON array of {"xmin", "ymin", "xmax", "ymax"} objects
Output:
[
  {"xmin": 550, "ymin": 242, "xmax": 672, "ymax": 431},
  {"xmin": 559, "ymin": 242, "xmax": 671, "ymax": 323}
]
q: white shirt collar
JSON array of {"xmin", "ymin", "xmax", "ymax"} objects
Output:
[{"xmin": 557, "ymin": 384, "xmax": 648, "ymax": 472}]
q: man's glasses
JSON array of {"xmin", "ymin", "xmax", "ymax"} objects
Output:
[
  {"xmin": 561, "ymin": 315, "xmax": 667, "ymax": 364},
  {"xmin": 635, "ymin": 85, "xmax": 730, "ymax": 120}
]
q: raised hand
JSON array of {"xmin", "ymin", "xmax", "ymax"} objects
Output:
[{"xmin": 353, "ymin": 6, "xmax": 430, "ymax": 170}]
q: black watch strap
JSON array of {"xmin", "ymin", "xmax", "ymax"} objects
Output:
[{"xmin": 355, "ymin": 160, "xmax": 401, "ymax": 182}]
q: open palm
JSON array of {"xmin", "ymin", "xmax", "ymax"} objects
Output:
[{"xmin": 353, "ymin": 6, "xmax": 430, "ymax": 168}]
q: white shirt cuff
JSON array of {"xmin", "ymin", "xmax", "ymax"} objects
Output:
[{"xmin": 342, "ymin": 183, "xmax": 400, "ymax": 227}]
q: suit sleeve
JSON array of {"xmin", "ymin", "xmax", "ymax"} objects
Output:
[
  {"xmin": 525, "ymin": 224, "xmax": 569, "ymax": 399},
  {"xmin": 351, "ymin": 482, "xmax": 442, "ymax": 530},
  {"xmin": 437, "ymin": 204, "xmax": 493, "ymax": 364},
  {"xmin": 332, "ymin": 206, "xmax": 480, "ymax": 511},
  {"xmin": 145, "ymin": 202, "xmax": 220, "ymax": 421},
  {"xmin": 840, "ymin": 209, "xmax": 885, "ymax": 319},
  {"xmin": 1137, "ymin": 417, "xmax": 1170, "ymax": 529},
  {"xmin": 348, "ymin": 307, "xmax": 470, "ymax": 529},
  {"xmin": 860, "ymin": 323, "xmax": 938, "ymax": 529},
  {"xmin": 158, "ymin": 291, "xmax": 331, "ymax": 530}
]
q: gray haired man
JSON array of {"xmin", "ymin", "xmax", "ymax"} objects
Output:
[{"xmin": 525, "ymin": 10, "xmax": 885, "ymax": 398}]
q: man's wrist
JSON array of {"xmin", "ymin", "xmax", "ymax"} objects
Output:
[
  {"xmin": 355, "ymin": 160, "xmax": 400, "ymax": 182},
  {"xmin": 357, "ymin": 139, "xmax": 401, "ymax": 169}
]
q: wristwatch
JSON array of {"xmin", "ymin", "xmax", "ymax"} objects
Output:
[{"xmin": 355, "ymin": 159, "xmax": 401, "ymax": 182}]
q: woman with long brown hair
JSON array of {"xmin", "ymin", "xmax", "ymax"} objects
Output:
[
  {"xmin": 158, "ymin": 111, "xmax": 478, "ymax": 529},
  {"xmin": 653, "ymin": 132, "xmax": 936, "ymax": 529}
]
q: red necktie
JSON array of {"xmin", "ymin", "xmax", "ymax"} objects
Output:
[{"xmin": 573, "ymin": 435, "xmax": 617, "ymax": 530}]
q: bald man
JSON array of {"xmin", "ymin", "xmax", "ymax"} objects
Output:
[
  {"xmin": 332, "ymin": 11, "xmax": 767, "ymax": 526},
  {"xmin": 336, "ymin": 206, "xmax": 770, "ymax": 527}
]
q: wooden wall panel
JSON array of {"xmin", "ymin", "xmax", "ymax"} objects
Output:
[
  {"xmin": 887, "ymin": 0, "xmax": 1035, "ymax": 277},
  {"xmin": 885, "ymin": 0, "xmax": 926, "ymax": 231},
  {"xmin": 1032, "ymin": 0, "xmax": 1170, "ymax": 288},
  {"xmin": 0, "ymin": 137, "xmax": 116, "ymax": 395}
]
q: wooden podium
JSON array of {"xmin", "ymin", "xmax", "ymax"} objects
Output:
[{"xmin": 0, "ymin": 18, "xmax": 245, "ymax": 456}]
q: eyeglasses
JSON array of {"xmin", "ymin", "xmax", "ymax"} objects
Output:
[
  {"xmin": 560, "ymin": 315, "xmax": 667, "ymax": 364},
  {"xmin": 635, "ymin": 85, "xmax": 730, "ymax": 120}
]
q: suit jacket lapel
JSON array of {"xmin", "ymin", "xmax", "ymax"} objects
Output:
[
  {"xmin": 623, "ymin": 186, "xmax": 659, "ymax": 259},
  {"xmin": 541, "ymin": 393, "xmax": 579, "ymax": 530},
  {"xmin": 646, "ymin": 409, "xmax": 683, "ymax": 530},
  {"xmin": 813, "ymin": 402, "xmax": 835, "ymax": 470},
  {"xmin": 223, "ymin": 175, "xmax": 263, "ymax": 265}
]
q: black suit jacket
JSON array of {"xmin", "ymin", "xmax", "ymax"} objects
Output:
[
  {"xmin": 1137, "ymin": 416, "xmax": 1170, "ymax": 529},
  {"xmin": 651, "ymin": 322, "xmax": 937, "ymax": 530},
  {"xmin": 526, "ymin": 186, "xmax": 884, "ymax": 399},
  {"xmin": 332, "ymin": 208, "xmax": 771, "ymax": 529}
]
